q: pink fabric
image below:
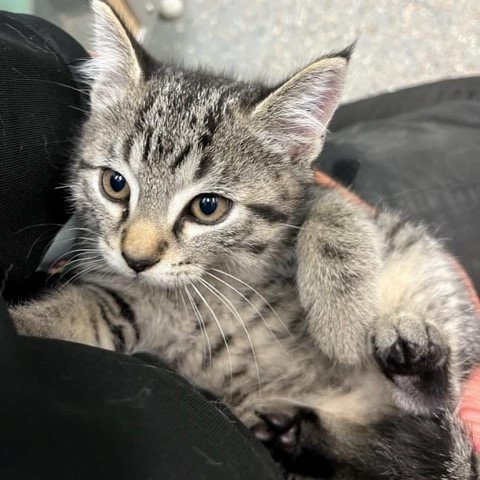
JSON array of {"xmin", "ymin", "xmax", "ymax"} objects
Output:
[{"xmin": 460, "ymin": 368, "xmax": 480, "ymax": 452}]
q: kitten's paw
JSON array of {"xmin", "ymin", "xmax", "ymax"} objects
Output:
[
  {"xmin": 252, "ymin": 411, "xmax": 300, "ymax": 457},
  {"xmin": 251, "ymin": 407, "xmax": 336, "ymax": 478},
  {"xmin": 373, "ymin": 313, "xmax": 448, "ymax": 376}
]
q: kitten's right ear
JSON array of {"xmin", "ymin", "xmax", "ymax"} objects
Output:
[
  {"xmin": 251, "ymin": 49, "xmax": 350, "ymax": 165},
  {"xmin": 84, "ymin": 0, "xmax": 144, "ymax": 106}
]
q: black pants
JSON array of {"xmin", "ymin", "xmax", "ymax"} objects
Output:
[{"xmin": 0, "ymin": 11, "xmax": 479, "ymax": 480}]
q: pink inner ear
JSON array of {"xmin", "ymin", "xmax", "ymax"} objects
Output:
[
  {"xmin": 281, "ymin": 71, "xmax": 344, "ymax": 148},
  {"xmin": 310, "ymin": 82, "xmax": 343, "ymax": 131}
]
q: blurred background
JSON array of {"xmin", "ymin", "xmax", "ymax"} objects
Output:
[{"xmin": 2, "ymin": 0, "xmax": 479, "ymax": 101}]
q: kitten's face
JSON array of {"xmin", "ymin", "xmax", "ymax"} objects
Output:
[{"xmin": 72, "ymin": 1, "xmax": 347, "ymax": 288}]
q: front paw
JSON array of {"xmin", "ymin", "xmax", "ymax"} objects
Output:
[{"xmin": 372, "ymin": 313, "xmax": 448, "ymax": 377}]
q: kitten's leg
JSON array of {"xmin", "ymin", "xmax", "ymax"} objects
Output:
[
  {"xmin": 9, "ymin": 283, "xmax": 138, "ymax": 352},
  {"xmin": 372, "ymin": 211, "xmax": 480, "ymax": 412},
  {"xmin": 240, "ymin": 367, "xmax": 396, "ymax": 479},
  {"xmin": 297, "ymin": 189, "xmax": 383, "ymax": 365},
  {"xmin": 252, "ymin": 403, "xmax": 478, "ymax": 480}
]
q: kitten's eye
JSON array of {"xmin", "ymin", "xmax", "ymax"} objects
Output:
[
  {"xmin": 189, "ymin": 194, "xmax": 231, "ymax": 224},
  {"xmin": 101, "ymin": 169, "xmax": 130, "ymax": 202}
]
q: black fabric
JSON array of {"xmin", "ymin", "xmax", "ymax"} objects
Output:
[
  {"xmin": 330, "ymin": 77, "xmax": 480, "ymax": 132},
  {"xmin": 0, "ymin": 314, "xmax": 280, "ymax": 479},
  {"xmin": 321, "ymin": 79, "xmax": 480, "ymax": 291},
  {"xmin": 0, "ymin": 11, "xmax": 88, "ymax": 302}
]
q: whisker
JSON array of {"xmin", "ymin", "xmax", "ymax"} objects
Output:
[
  {"xmin": 279, "ymin": 222, "xmax": 304, "ymax": 231},
  {"xmin": 25, "ymin": 227, "xmax": 60, "ymax": 265},
  {"xmin": 68, "ymin": 104, "xmax": 89, "ymax": 114},
  {"xmin": 182, "ymin": 286, "xmax": 207, "ymax": 366},
  {"xmin": 191, "ymin": 283, "xmax": 233, "ymax": 394},
  {"xmin": 14, "ymin": 222, "xmax": 66, "ymax": 234},
  {"xmin": 204, "ymin": 271, "xmax": 291, "ymax": 357},
  {"xmin": 6, "ymin": 77, "xmax": 90, "ymax": 95},
  {"xmin": 58, "ymin": 261, "xmax": 104, "ymax": 290},
  {"xmin": 198, "ymin": 277, "xmax": 262, "ymax": 396},
  {"xmin": 210, "ymin": 268, "xmax": 292, "ymax": 337},
  {"xmin": 34, "ymin": 233, "xmax": 98, "ymax": 267},
  {"xmin": 44, "ymin": 248, "xmax": 99, "ymax": 275},
  {"xmin": 53, "ymin": 254, "xmax": 101, "ymax": 283},
  {"xmin": 184, "ymin": 286, "xmax": 212, "ymax": 367}
]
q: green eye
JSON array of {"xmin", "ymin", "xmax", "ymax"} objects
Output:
[
  {"xmin": 189, "ymin": 194, "xmax": 231, "ymax": 224},
  {"xmin": 101, "ymin": 169, "xmax": 130, "ymax": 202}
]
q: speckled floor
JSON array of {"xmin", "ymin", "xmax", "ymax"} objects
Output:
[{"xmin": 35, "ymin": 0, "xmax": 480, "ymax": 101}]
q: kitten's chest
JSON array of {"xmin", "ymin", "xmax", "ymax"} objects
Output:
[{"xmin": 131, "ymin": 276, "xmax": 303, "ymax": 395}]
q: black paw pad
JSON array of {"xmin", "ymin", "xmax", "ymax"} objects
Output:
[{"xmin": 374, "ymin": 335, "xmax": 446, "ymax": 376}]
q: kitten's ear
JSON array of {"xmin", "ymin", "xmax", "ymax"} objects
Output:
[
  {"xmin": 252, "ymin": 50, "xmax": 350, "ymax": 163},
  {"xmin": 85, "ymin": 0, "xmax": 144, "ymax": 105}
]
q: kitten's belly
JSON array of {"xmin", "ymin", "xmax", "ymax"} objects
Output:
[{"xmin": 131, "ymin": 282, "xmax": 395, "ymax": 427}]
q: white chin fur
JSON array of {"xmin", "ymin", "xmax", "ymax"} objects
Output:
[{"xmin": 137, "ymin": 269, "xmax": 202, "ymax": 290}]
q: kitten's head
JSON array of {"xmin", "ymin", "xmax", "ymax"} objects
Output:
[{"xmin": 72, "ymin": 0, "xmax": 348, "ymax": 288}]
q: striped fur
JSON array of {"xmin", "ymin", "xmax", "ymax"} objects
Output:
[{"xmin": 10, "ymin": 2, "xmax": 480, "ymax": 478}]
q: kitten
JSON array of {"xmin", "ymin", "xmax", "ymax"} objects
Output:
[{"xmin": 9, "ymin": 1, "xmax": 480, "ymax": 478}]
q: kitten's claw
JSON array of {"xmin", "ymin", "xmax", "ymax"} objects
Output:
[{"xmin": 373, "ymin": 313, "xmax": 448, "ymax": 376}]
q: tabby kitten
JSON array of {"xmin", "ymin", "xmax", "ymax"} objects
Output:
[{"xmin": 10, "ymin": 1, "xmax": 480, "ymax": 479}]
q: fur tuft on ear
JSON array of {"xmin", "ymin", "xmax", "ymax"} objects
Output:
[
  {"xmin": 83, "ymin": 0, "xmax": 144, "ymax": 105},
  {"xmin": 252, "ymin": 51, "xmax": 349, "ymax": 163}
]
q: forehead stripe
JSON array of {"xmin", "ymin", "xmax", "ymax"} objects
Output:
[
  {"xmin": 246, "ymin": 204, "xmax": 288, "ymax": 223},
  {"xmin": 170, "ymin": 144, "xmax": 192, "ymax": 171},
  {"xmin": 122, "ymin": 133, "xmax": 135, "ymax": 164},
  {"xmin": 144, "ymin": 127, "xmax": 155, "ymax": 161},
  {"xmin": 195, "ymin": 152, "xmax": 214, "ymax": 179}
]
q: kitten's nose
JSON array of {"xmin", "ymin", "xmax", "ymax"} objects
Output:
[{"xmin": 122, "ymin": 252, "xmax": 159, "ymax": 273}]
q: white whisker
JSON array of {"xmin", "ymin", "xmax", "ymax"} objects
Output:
[
  {"xmin": 184, "ymin": 286, "xmax": 212, "ymax": 367},
  {"xmin": 210, "ymin": 268, "xmax": 292, "ymax": 337},
  {"xmin": 191, "ymin": 283, "xmax": 233, "ymax": 394},
  {"xmin": 279, "ymin": 222, "xmax": 304, "ymax": 231},
  {"xmin": 198, "ymin": 277, "xmax": 262, "ymax": 396},
  {"xmin": 204, "ymin": 271, "xmax": 292, "ymax": 358},
  {"xmin": 58, "ymin": 261, "xmax": 104, "ymax": 290}
]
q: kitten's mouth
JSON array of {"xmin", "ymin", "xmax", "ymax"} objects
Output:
[{"xmin": 133, "ymin": 268, "xmax": 202, "ymax": 290}]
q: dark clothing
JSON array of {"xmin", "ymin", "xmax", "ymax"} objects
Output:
[{"xmin": 0, "ymin": 10, "xmax": 478, "ymax": 480}]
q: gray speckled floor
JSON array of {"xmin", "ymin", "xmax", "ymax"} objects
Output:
[{"xmin": 35, "ymin": 0, "xmax": 480, "ymax": 101}]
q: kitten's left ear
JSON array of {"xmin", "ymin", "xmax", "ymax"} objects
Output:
[{"xmin": 252, "ymin": 49, "xmax": 350, "ymax": 163}]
